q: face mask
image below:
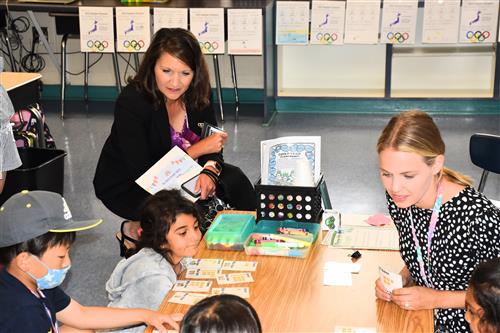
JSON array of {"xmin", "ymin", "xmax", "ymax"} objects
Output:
[{"xmin": 27, "ymin": 254, "xmax": 71, "ymax": 290}]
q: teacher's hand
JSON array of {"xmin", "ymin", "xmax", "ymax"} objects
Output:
[
  {"xmin": 375, "ymin": 277, "xmax": 392, "ymax": 302},
  {"xmin": 195, "ymin": 173, "xmax": 217, "ymax": 200},
  {"xmin": 391, "ymin": 286, "xmax": 436, "ymax": 311},
  {"xmin": 201, "ymin": 132, "xmax": 228, "ymax": 154}
]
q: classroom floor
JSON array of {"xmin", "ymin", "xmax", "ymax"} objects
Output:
[{"xmin": 40, "ymin": 101, "xmax": 499, "ymax": 307}]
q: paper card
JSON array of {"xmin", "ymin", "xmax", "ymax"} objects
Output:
[
  {"xmin": 212, "ymin": 287, "xmax": 250, "ymax": 299},
  {"xmin": 310, "ymin": 1, "xmax": 346, "ymax": 45},
  {"xmin": 185, "ymin": 268, "xmax": 222, "ymax": 279},
  {"xmin": 228, "ymin": 9, "xmax": 263, "ymax": 55},
  {"xmin": 324, "ymin": 261, "xmax": 361, "ymax": 273},
  {"xmin": 222, "ymin": 261, "xmax": 258, "ymax": 272},
  {"xmin": 459, "ymin": 0, "xmax": 499, "ymax": 44},
  {"xmin": 379, "ymin": 267, "xmax": 403, "ymax": 292},
  {"xmin": 380, "ymin": 0, "xmax": 418, "ymax": 45},
  {"xmin": 187, "ymin": 258, "xmax": 224, "ymax": 269},
  {"xmin": 323, "ymin": 271, "xmax": 352, "ymax": 286},
  {"xmin": 153, "ymin": 8, "xmax": 188, "ymax": 32},
  {"xmin": 172, "ymin": 280, "xmax": 212, "ymax": 293},
  {"xmin": 344, "ymin": 0, "xmax": 381, "ymax": 44},
  {"xmin": 216, "ymin": 273, "xmax": 254, "ymax": 285},
  {"xmin": 276, "ymin": 1, "xmax": 310, "ymax": 45},
  {"xmin": 422, "ymin": 0, "xmax": 461, "ymax": 44},
  {"xmin": 115, "ymin": 7, "xmax": 151, "ymax": 53},
  {"xmin": 79, "ymin": 7, "xmax": 115, "ymax": 53},
  {"xmin": 190, "ymin": 8, "xmax": 225, "ymax": 54},
  {"xmin": 168, "ymin": 292, "xmax": 209, "ymax": 305}
]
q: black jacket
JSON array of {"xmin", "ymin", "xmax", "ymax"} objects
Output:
[{"xmin": 93, "ymin": 83, "xmax": 222, "ymax": 220}]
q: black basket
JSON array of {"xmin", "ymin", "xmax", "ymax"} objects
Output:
[
  {"xmin": 0, "ymin": 148, "xmax": 67, "ymax": 205},
  {"xmin": 255, "ymin": 175, "xmax": 323, "ymax": 223}
]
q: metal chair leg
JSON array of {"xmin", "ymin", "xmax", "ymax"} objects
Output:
[
  {"xmin": 84, "ymin": 52, "xmax": 89, "ymax": 104},
  {"xmin": 1, "ymin": 30, "xmax": 18, "ymax": 72},
  {"xmin": 133, "ymin": 53, "xmax": 140, "ymax": 71},
  {"xmin": 60, "ymin": 33, "xmax": 69, "ymax": 119},
  {"xmin": 213, "ymin": 54, "xmax": 224, "ymax": 123},
  {"xmin": 112, "ymin": 53, "xmax": 122, "ymax": 93},
  {"xmin": 229, "ymin": 55, "xmax": 240, "ymax": 121}
]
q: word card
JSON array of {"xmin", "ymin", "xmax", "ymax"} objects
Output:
[
  {"xmin": 168, "ymin": 292, "xmax": 208, "ymax": 305},
  {"xmin": 222, "ymin": 260, "xmax": 258, "ymax": 272},
  {"xmin": 211, "ymin": 287, "xmax": 250, "ymax": 299},
  {"xmin": 187, "ymin": 258, "xmax": 224, "ymax": 269},
  {"xmin": 172, "ymin": 280, "xmax": 212, "ymax": 293},
  {"xmin": 216, "ymin": 272, "xmax": 254, "ymax": 285},
  {"xmin": 185, "ymin": 268, "xmax": 222, "ymax": 279}
]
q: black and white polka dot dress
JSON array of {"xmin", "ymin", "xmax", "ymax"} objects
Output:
[{"xmin": 386, "ymin": 187, "xmax": 500, "ymax": 333}]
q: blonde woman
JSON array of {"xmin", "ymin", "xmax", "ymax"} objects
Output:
[{"xmin": 374, "ymin": 110, "xmax": 499, "ymax": 332}]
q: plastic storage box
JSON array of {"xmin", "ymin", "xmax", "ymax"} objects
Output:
[
  {"xmin": 255, "ymin": 175, "xmax": 324, "ymax": 223},
  {"xmin": 0, "ymin": 148, "xmax": 67, "ymax": 205},
  {"xmin": 244, "ymin": 220, "xmax": 320, "ymax": 258},
  {"xmin": 205, "ymin": 214, "xmax": 256, "ymax": 251}
]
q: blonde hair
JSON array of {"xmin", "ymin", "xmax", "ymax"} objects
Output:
[{"xmin": 376, "ymin": 110, "xmax": 472, "ymax": 187}]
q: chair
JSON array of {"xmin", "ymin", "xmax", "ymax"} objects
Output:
[{"xmin": 469, "ymin": 133, "xmax": 500, "ymax": 194}]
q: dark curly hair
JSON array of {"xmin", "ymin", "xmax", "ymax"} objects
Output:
[
  {"xmin": 469, "ymin": 257, "xmax": 500, "ymax": 333},
  {"xmin": 135, "ymin": 189, "xmax": 203, "ymax": 266},
  {"xmin": 129, "ymin": 28, "xmax": 211, "ymax": 111},
  {"xmin": 180, "ymin": 294, "xmax": 262, "ymax": 333}
]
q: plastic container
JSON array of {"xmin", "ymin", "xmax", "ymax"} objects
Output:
[
  {"xmin": 255, "ymin": 175, "xmax": 324, "ymax": 223},
  {"xmin": 205, "ymin": 214, "xmax": 256, "ymax": 251},
  {"xmin": 244, "ymin": 220, "xmax": 320, "ymax": 259},
  {"xmin": 0, "ymin": 148, "xmax": 67, "ymax": 205}
]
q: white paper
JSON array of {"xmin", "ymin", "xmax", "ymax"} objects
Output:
[
  {"xmin": 380, "ymin": 0, "xmax": 418, "ymax": 45},
  {"xmin": 135, "ymin": 146, "xmax": 202, "ymax": 201},
  {"xmin": 422, "ymin": 0, "xmax": 461, "ymax": 44},
  {"xmin": 330, "ymin": 225, "xmax": 399, "ymax": 250},
  {"xmin": 153, "ymin": 8, "xmax": 188, "ymax": 32},
  {"xmin": 324, "ymin": 261, "xmax": 361, "ymax": 273},
  {"xmin": 79, "ymin": 7, "xmax": 114, "ymax": 53},
  {"xmin": 228, "ymin": 9, "xmax": 263, "ymax": 55},
  {"xmin": 260, "ymin": 136, "xmax": 321, "ymax": 186},
  {"xmin": 379, "ymin": 266, "xmax": 403, "ymax": 292},
  {"xmin": 310, "ymin": 1, "xmax": 346, "ymax": 45},
  {"xmin": 324, "ymin": 271, "xmax": 352, "ymax": 286},
  {"xmin": 276, "ymin": 1, "xmax": 310, "ymax": 45},
  {"xmin": 459, "ymin": 0, "xmax": 499, "ymax": 44},
  {"xmin": 116, "ymin": 7, "xmax": 151, "ymax": 53},
  {"xmin": 344, "ymin": 0, "xmax": 381, "ymax": 44},
  {"xmin": 190, "ymin": 8, "xmax": 225, "ymax": 54}
]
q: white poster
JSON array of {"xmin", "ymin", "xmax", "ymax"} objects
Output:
[
  {"xmin": 310, "ymin": 1, "xmax": 346, "ymax": 45},
  {"xmin": 153, "ymin": 8, "xmax": 188, "ymax": 33},
  {"xmin": 381, "ymin": 0, "xmax": 418, "ymax": 44},
  {"xmin": 276, "ymin": 1, "xmax": 310, "ymax": 45},
  {"xmin": 79, "ymin": 7, "xmax": 114, "ymax": 53},
  {"xmin": 190, "ymin": 8, "xmax": 225, "ymax": 54},
  {"xmin": 344, "ymin": 0, "xmax": 381, "ymax": 44},
  {"xmin": 116, "ymin": 7, "xmax": 151, "ymax": 53},
  {"xmin": 422, "ymin": 0, "xmax": 461, "ymax": 44},
  {"xmin": 459, "ymin": 0, "xmax": 499, "ymax": 43},
  {"xmin": 228, "ymin": 9, "xmax": 263, "ymax": 55}
]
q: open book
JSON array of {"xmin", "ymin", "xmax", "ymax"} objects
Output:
[{"xmin": 135, "ymin": 146, "xmax": 202, "ymax": 201}]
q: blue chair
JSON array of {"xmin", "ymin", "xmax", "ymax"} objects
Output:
[{"xmin": 469, "ymin": 133, "xmax": 500, "ymax": 193}]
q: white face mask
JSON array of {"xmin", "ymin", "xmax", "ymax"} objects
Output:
[{"xmin": 26, "ymin": 254, "xmax": 71, "ymax": 290}]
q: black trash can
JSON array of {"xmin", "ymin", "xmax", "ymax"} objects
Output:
[{"xmin": 0, "ymin": 148, "xmax": 67, "ymax": 205}]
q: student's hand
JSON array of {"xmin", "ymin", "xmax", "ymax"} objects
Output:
[
  {"xmin": 375, "ymin": 277, "xmax": 392, "ymax": 302},
  {"xmin": 196, "ymin": 173, "xmax": 217, "ymax": 200},
  {"xmin": 391, "ymin": 286, "xmax": 436, "ymax": 311},
  {"xmin": 143, "ymin": 311, "xmax": 183, "ymax": 332},
  {"xmin": 200, "ymin": 132, "xmax": 228, "ymax": 154}
]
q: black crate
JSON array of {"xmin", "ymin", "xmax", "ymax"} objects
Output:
[
  {"xmin": 0, "ymin": 148, "xmax": 67, "ymax": 205},
  {"xmin": 255, "ymin": 175, "xmax": 323, "ymax": 223}
]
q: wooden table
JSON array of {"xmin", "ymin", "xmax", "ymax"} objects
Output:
[
  {"xmin": 0, "ymin": 72, "xmax": 42, "ymax": 110},
  {"xmin": 146, "ymin": 212, "xmax": 433, "ymax": 333}
]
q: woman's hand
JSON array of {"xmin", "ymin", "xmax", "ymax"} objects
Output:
[
  {"xmin": 195, "ymin": 173, "xmax": 217, "ymax": 200},
  {"xmin": 187, "ymin": 132, "xmax": 228, "ymax": 159},
  {"xmin": 375, "ymin": 277, "xmax": 392, "ymax": 302},
  {"xmin": 391, "ymin": 286, "xmax": 437, "ymax": 311},
  {"xmin": 142, "ymin": 311, "xmax": 183, "ymax": 332}
]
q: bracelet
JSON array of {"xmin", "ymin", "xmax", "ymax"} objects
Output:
[{"xmin": 201, "ymin": 169, "xmax": 219, "ymax": 185}]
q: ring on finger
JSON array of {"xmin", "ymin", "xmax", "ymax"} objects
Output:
[{"xmin": 404, "ymin": 301, "xmax": 410, "ymax": 309}]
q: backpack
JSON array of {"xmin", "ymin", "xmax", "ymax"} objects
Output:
[{"xmin": 10, "ymin": 103, "xmax": 56, "ymax": 149}]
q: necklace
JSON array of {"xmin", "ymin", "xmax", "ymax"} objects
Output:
[{"xmin": 408, "ymin": 181, "xmax": 444, "ymax": 288}]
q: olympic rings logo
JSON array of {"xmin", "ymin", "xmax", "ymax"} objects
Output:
[
  {"xmin": 199, "ymin": 41, "xmax": 219, "ymax": 53},
  {"xmin": 466, "ymin": 30, "xmax": 490, "ymax": 42},
  {"xmin": 86, "ymin": 40, "xmax": 109, "ymax": 51},
  {"xmin": 315, "ymin": 32, "xmax": 338, "ymax": 44},
  {"xmin": 387, "ymin": 32, "xmax": 409, "ymax": 44},
  {"xmin": 123, "ymin": 40, "xmax": 145, "ymax": 51}
]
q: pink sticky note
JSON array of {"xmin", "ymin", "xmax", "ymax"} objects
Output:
[{"xmin": 365, "ymin": 214, "xmax": 391, "ymax": 227}]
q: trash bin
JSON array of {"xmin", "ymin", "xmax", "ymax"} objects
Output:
[{"xmin": 0, "ymin": 147, "xmax": 67, "ymax": 205}]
